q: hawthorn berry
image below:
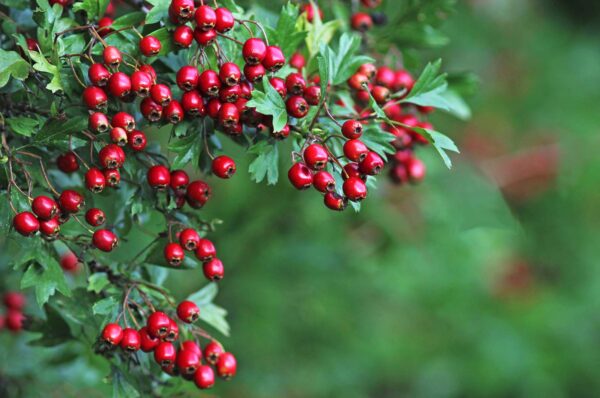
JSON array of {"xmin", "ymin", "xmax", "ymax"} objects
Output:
[
  {"xmin": 272, "ymin": 124, "xmax": 291, "ymax": 139},
  {"xmin": 405, "ymin": 157, "xmax": 426, "ymax": 183},
  {"xmin": 140, "ymin": 97, "xmax": 163, "ymax": 122},
  {"xmin": 121, "ymin": 328, "xmax": 141, "ymax": 352},
  {"xmin": 263, "ymin": 46, "xmax": 285, "ymax": 72},
  {"xmin": 88, "ymin": 63, "xmax": 111, "ymax": 86},
  {"xmin": 164, "ymin": 243, "xmax": 185, "ymax": 267},
  {"xmin": 139, "ymin": 64, "xmax": 157, "ymax": 83},
  {"xmin": 83, "ymin": 86, "xmax": 108, "ymax": 110},
  {"xmin": 219, "ymin": 85, "xmax": 241, "ymax": 103},
  {"xmin": 351, "ymin": 12, "xmax": 373, "ymax": 31},
  {"xmin": 32, "ymin": 195, "xmax": 58, "ymax": 220},
  {"xmin": 324, "ymin": 192, "xmax": 348, "ymax": 211},
  {"xmin": 166, "ymin": 319, "xmax": 179, "ymax": 341},
  {"xmin": 216, "ymin": 352, "xmax": 237, "ymax": 379},
  {"xmin": 215, "ymin": 7, "xmax": 234, "ymax": 32},
  {"xmin": 150, "ymin": 83, "xmax": 172, "ymax": 106},
  {"xmin": 342, "ymin": 120, "xmax": 363, "ymax": 139},
  {"xmin": 139, "ymin": 36, "xmax": 162, "ymax": 57},
  {"xmin": 99, "ymin": 144, "xmax": 125, "ymax": 169},
  {"xmin": 358, "ymin": 63, "xmax": 377, "ymax": 79},
  {"xmin": 4, "ymin": 292, "xmax": 25, "ymax": 310},
  {"xmin": 39, "ymin": 217, "xmax": 60, "ymax": 238},
  {"xmin": 5, "ymin": 311, "xmax": 24, "ymax": 332},
  {"xmin": 147, "ymin": 311, "xmax": 171, "ymax": 338},
  {"xmin": 286, "ymin": 96, "xmax": 309, "ymax": 118},
  {"xmin": 176, "ymin": 65, "xmax": 200, "ymax": 91},
  {"xmin": 108, "ymin": 72, "xmax": 132, "ymax": 99},
  {"xmin": 173, "ymin": 25, "xmax": 194, "ymax": 48},
  {"xmin": 347, "ymin": 73, "xmax": 369, "ymax": 91},
  {"xmin": 288, "ymin": 163, "xmax": 313, "ymax": 190},
  {"xmin": 104, "ymin": 168, "xmax": 120, "ymax": 188},
  {"xmin": 85, "ymin": 208, "xmax": 106, "ymax": 227},
  {"xmin": 290, "ymin": 52, "xmax": 306, "ymax": 70},
  {"xmin": 193, "ymin": 27, "xmax": 217, "ymax": 46},
  {"xmin": 89, "ymin": 112, "xmax": 110, "ymax": 133},
  {"xmin": 60, "ymin": 251, "xmax": 80, "ymax": 272},
  {"xmin": 131, "ymin": 70, "xmax": 153, "ymax": 97},
  {"xmin": 177, "ymin": 349, "xmax": 201, "ymax": 378},
  {"xmin": 372, "ymin": 85, "xmax": 390, "ymax": 104},
  {"xmin": 169, "ymin": 0, "xmax": 195, "ymax": 23},
  {"xmin": 393, "ymin": 69, "xmax": 415, "ymax": 92},
  {"xmin": 313, "ymin": 171, "xmax": 336, "ymax": 193},
  {"xmin": 206, "ymin": 98, "xmax": 222, "ymax": 119},
  {"xmin": 112, "ymin": 112, "xmax": 135, "ymax": 132},
  {"xmin": 343, "ymin": 176, "xmax": 368, "ymax": 201},
  {"xmin": 170, "ymin": 169, "xmax": 190, "ymax": 192},
  {"xmin": 212, "ymin": 155, "xmax": 236, "ymax": 178},
  {"xmin": 186, "ymin": 180, "xmax": 211, "ymax": 208},
  {"xmin": 177, "ymin": 300, "xmax": 200, "ymax": 323},
  {"xmin": 343, "ymin": 162, "xmax": 364, "ymax": 180},
  {"xmin": 343, "ymin": 139, "xmax": 369, "ymax": 162},
  {"xmin": 195, "ymin": 238, "xmax": 216, "ymax": 261},
  {"xmin": 59, "ymin": 190, "xmax": 84, "ymax": 213},
  {"xmin": 85, "ymin": 168, "xmax": 107, "ymax": 193},
  {"xmin": 359, "ymin": 151, "xmax": 384, "ymax": 175},
  {"xmin": 97, "ymin": 17, "xmax": 113, "ymax": 36},
  {"xmin": 154, "ymin": 342, "xmax": 177, "ymax": 367},
  {"xmin": 242, "ymin": 38, "xmax": 267, "ymax": 65},
  {"xmin": 178, "ymin": 228, "xmax": 200, "ymax": 251},
  {"xmin": 147, "ymin": 165, "xmax": 170, "ymax": 189},
  {"xmin": 375, "ymin": 66, "xmax": 395, "ymax": 87},
  {"xmin": 269, "ymin": 77, "xmax": 287, "ymax": 98},
  {"xmin": 203, "ymin": 341, "xmax": 224, "ymax": 364},
  {"xmin": 164, "ymin": 100, "xmax": 184, "ymax": 124},
  {"xmin": 139, "ymin": 326, "xmax": 160, "ymax": 352},
  {"xmin": 194, "ymin": 365, "xmax": 215, "ymax": 389},
  {"xmin": 128, "ymin": 130, "xmax": 148, "ymax": 151},
  {"xmin": 181, "ymin": 90, "xmax": 205, "ymax": 116},
  {"xmin": 220, "ymin": 62, "xmax": 241, "ymax": 86},
  {"xmin": 101, "ymin": 323, "xmax": 123, "ymax": 346},
  {"xmin": 243, "ymin": 63, "xmax": 266, "ymax": 83},
  {"xmin": 93, "ymin": 229, "xmax": 118, "ymax": 252},
  {"xmin": 110, "ymin": 127, "xmax": 128, "ymax": 146},
  {"xmin": 304, "ymin": 144, "xmax": 329, "ymax": 170},
  {"xmin": 103, "ymin": 46, "xmax": 122, "ymax": 68},
  {"xmin": 182, "ymin": 340, "xmax": 202, "ymax": 358},
  {"xmin": 26, "ymin": 37, "xmax": 39, "ymax": 51},
  {"xmin": 218, "ymin": 103, "xmax": 240, "ymax": 128},
  {"xmin": 285, "ymin": 73, "xmax": 306, "ymax": 96},
  {"xmin": 195, "ymin": 5, "xmax": 216, "ymax": 30},
  {"xmin": 304, "ymin": 85, "xmax": 321, "ymax": 106},
  {"xmin": 198, "ymin": 70, "xmax": 221, "ymax": 97},
  {"xmin": 301, "ymin": 3, "xmax": 323, "ymax": 23},
  {"xmin": 203, "ymin": 258, "xmax": 224, "ymax": 281}
]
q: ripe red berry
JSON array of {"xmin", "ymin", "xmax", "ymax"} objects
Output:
[
  {"xmin": 358, "ymin": 63, "xmax": 377, "ymax": 79},
  {"xmin": 206, "ymin": 98, "xmax": 222, "ymax": 119},
  {"xmin": 304, "ymin": 144, "xmax": 329, "ymax": 170},
  {"xmin": 173, "ymin": 25, "xmax": 194, "ymax": 48},
  {"xmin": 181, "ymin": 90, "xmax": 205, "ymax": 116},
  {"xmin": 147, "ymin": 165, "xmax": 171, "ymax": 189},
  {"xmin": 120, "ymin": 328, "xmax": 141, "ymax": 352},
  {"xmin": 101, "ymin": 323, "xmax": 123, "ymax": 346},
  {"xmin": 195, "ymin": 238, "xmax": 216, "ymax": 262},
  {"xmin": 164, "ymin": 100, "xmax": 184, "ymax": 124},
  {"xmin": 215, "ymin": 7, "xmax": 234, "ymax": 32},
  {"xmin": 99, "ymin": 144, "xmax": 125, "ymax": 169},
  {"xmin": 194, "ymin": 365, "xmax": 215, "ymax": 389},
  {"xmin": 359, "ymin": 151, "xmax": 384, "ymax": 175},
  {"xmin": 243, "ymin": 63, "xmax": 266, "ymax": 83},
  {"xmin": 170, "ymin": 169, "xmax": 189, "ymax": 192},
  {"xmin": 272, "ymin": 124, "xmax": 291, "ymax": 139},
  {"xmin": 347, "ymin": 73, "xmax": 369, "ymax": 91},
  {"xmin": 112, "ymin": 112, "xmax": 135, "ymax": 132},
  {"xmin": 104, "ymin": 167, "xmax": 121, "ymax": 187},
  {"xmin": 128, "ymin": 130, "xmax": 148, "ymax": 151},
  {"xmin": 169, "ymin": 0, "xmax": 195, "ymax": 23},
  {"xmin": 212, "ymin": 155, "xmax": 236, "ymax": 178},
  {"xmin": 102, "ymin": 46, "xmax": 122, "ymax": 68},
  {"xmin": 32, "ymin": 195, "xmax": 58, "ymax": 220},
  {"xmin": 303, "ymin": 85, "xmax": 321, "ymax": 105},
  {"xmin": 375, "ymin": 66, "xmax": 395, "ymax": 88},
  {"xmin": 203, "ymin": 258, "xmax": 224, "ymax": 281},
  {"xmin": 219, "ymin": 62, "xmax": 241, "ymax": 86},
  {"xmin": 372, "ymin": 85, "xmax": 390, "ymax": 104},
  {"xmin": 242, "ymin": 38, "xmax": 267, "ymax": 65},
  {"xmin": 164, "ymin": 242, "xmax": 185, "ymax": 266},
  {"xmin": 177, "ymin": 300, "xmax": 200, "ymax": 323},
  {"xmin": 285, "ymin": 73, "xmax": 306, "ymax": 96},
  {"xmin": 5, "ymin": 310, "xmax": 24, "ymax": 332},
  {"xmin": 198, "ymin": 70, "xmax": 221, "ymax": 97},
  {"xmin": 108, "ymin": 72, "xmax": 132, "ymax": 99},
  {"xmin": 97, "ymin": 16, "xmax": 113, "ymax": 36},
  {"xmin": 178, "ymin": 228, "xmax": 199, "ymax": 251},
  {"xmin": 343, "ymin": 176, "xmax": 368, "ymax": 201},
  {"xmin": 351, "ymin": 12, "xmax": 373, "ymax": 31},
  {"xmin": 140, "ymin": 97, "xmax": 163, "ymax": 122},
  {"xmin": 393, "ymin": 69, "xmax": 414, "ymax": 92},
  {"xmin": 194, "ymin": 27, "xmax": 217, "ymax": 46},
  {"xmin": 288, "ymin": 163, "xmax": 313, "ymax": 189},
  {"xmin": 39, "ymin": 216, "xmax": 60, "ymax": 238},
  {"xmin": 240, "ymin": 81, "xmax": 253, "ymax": 99},
  {"xmin": 313, "ymin": 171, "xmax": 336, "ymax": 193},
  {"xmin": 177, "ymin": 65, "xmax": 200, "ymax": 91},
  {"xmin": 147, "ymin": 311, "xmax": 171, "ymax": 338},
  {"xmin": 89, "ymin": 112, "xmax": 110, "ymax": 133},
  {"xmin": 88, "ymin": 63, "xmax": 111, "ymax": 86},
  {"xmin": 324, "ymin": 192, "xmax": 348, "ymax": 211},
  {"xmin": 290, "ymin": 52, "xmax": 306, "ymax": 70},
  {"xmin": 219, "ymin": 84, "xmax": 241, "ymax": 103},
  {"xmin": 204, "ymin": 341, "xmax": 224, "ymax": 364},
  {"xmin": 343, "ymin": 139, "xmax": 369, "ymax": 162},
  {"xmin": 218, "ymin": 103, "xmax": 240, "ymax": 128},
  {"xmin": 139, "ymin": 35, "xmax": 161, "ymax": 57},
  {"xmin": 110, "ymin": 127, "xmax": 128, "ymax": 146},
  {"xmin": 177, "ymin": 349, "xmax": 201, "ymax": 378},
  {"xmin": 131, "ymin": 70, "xmax": 153, "ymax": 97},
  {"xmin": 342, "ymin": 120, "xmax": 363, "ymax": 139},
  {"xmin": 85, "ymin": 167, "xmax": 107, "ymax": 193},
  {"xmin": 26, "ymin": 37, "xmax": 39, "ymax": 51},
  {"xmin": 4, "ymin": 292, "xmax": 25, "ymax": 310},
  {"xmin": 150, "ymin": 83, "xmax": 172, "ymax": 106},
  {"xmin": 85, "ymin": 208, "xmax": 106, "ymax": 227},
  {"xmin": 83, "ymin": 86, "xmax": 108, "ymax": 110},
  {"xmin": 186, "ymin": 180, "xmax": 211, "ymax": 208},
  {"xmin": 154, "ymin": 342, "xmax": 176, "ymax": 366},
  {"xmin": 263, "ymin": 46, "xmax": 285, "ymax": 72},
  {"xmin": 139, "ymin": 64, "xmax": 157, "ymax": 83},
  {"xmin": 405, "ymin": 157, "xmax": 426, "ymax": 183},
  {"xmin": 286, "ymin": 96, "xmax": 309, "ymax": 118},
  {"xmin": 60, "ymin": 251, "xmax": 80, "ymax": 272},
  {"xmin": 195, "ymin": 5, "xmax": 216, "ymax": 30},
  {"xmin": 59, "ymin": 190, "xmax": 84, "ymax": 213},
  {"xmin": 269, "ymin": 77, "xmax": 287, "ymax": 98},
  {"xmin": 93, "ymin": 229, "xmax": 118, "ymax": 252},
  {"xmin": 216, "ymin": 352, "xmax": 237, "ymax": 379},
  {"xmin": 139, "ymin": 326, "xmax": 160, "ymax": 352}
]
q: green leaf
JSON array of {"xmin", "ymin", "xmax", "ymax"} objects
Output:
[
  {"xmin": 413, "ymin": 127, "xmax": 460, "ymax": 169},
  {"xmin": 0, "ymin": 49, "xmax": 30, "ymax": 88},
  {"xmin": 88, "ymin": 273, "xmax": 110, "ymax": 294},
  {"xmin": 27, "ymin": 304, "xmax": 73, "ymax": 347},
  {"xmin": 303, "ymin": 2, "xmax": 342, "ymax": 58},
  {"xmin": 330, "ymin": 33, "xmax": 374, "ymax": 85},
  {"xmin": 6, "ymin": 116, "xmax": 40, "ymax": 137},
  {"xmin": 168, "ymin": 130, "xmax": 202, "ymax": 170},
  {"xmin": 73, "ymin": 0, "xmax": 110, "ymax": 19},
  {"xmin": 360, "ymin": 125, "xmax": 397, "ymax": 160},
  {"xmin": 186, "ymin": 283, "xmax": 218, "ymax": 306},
  {"xmin": 146, "ymin": 27, "xmax": 174, "ymax": 57},
  {"xmin": 28, "ymin": 49, "xmax": 62, "ymax": 93},
  {"xmin": 246, "ymin": 80, "xmax": 288, "ymax": 132},
  {"xmin": 248, "ymin": 141, "xmax": 279, "ymax": 185},
  {"xmin": 92, "ymin": 296, "xmax": 119, "ymax": 315},
  {"xmin": 199, "ymin": 303, "xmax": 230, "ymax": 337},
  {"xmin": 111, "ymin": 12, "xmax": 146, "ymax": 29},
  {"xmin": 35, "ymin": 115, "xmax": 87, "ymax": 143},
  {"xmin": 439, "ymin": 89, "xmax": 472, "ymax": 120},
  {"xmin": 266, "ymin": 3, "xmax": 307, "ymax": 58},
  {"xmin": 110, "ymin": 367, "xmax": 141, "ymax": 398},
  {"xmin": 21, "ymin": 258, "xmax": 72, "ymax": 308},
  {"xmin": 145, "ymin": 0, "xmax": 170, "ymax": 24}
]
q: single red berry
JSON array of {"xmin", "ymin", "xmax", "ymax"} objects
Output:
[
  {"xmin": 242, "ymin": 38, "xmax": 267, "ymax": 65},
  {"xmin": 285, "ymin": 73, "xmax": 306, "ymax": 96},
  {"xmin": 59, "ymin": 190, "xmax": 84, "ymax": 213},
  {"xmin": 286, "ymin": 96, "xmax": 309, "ymax": 118},
  {"xmin": 169, "ymin": 0, "xmax": 195, "ymax": 23},
  {"xmin": 359, "ymin": 151, "xmax": 384, "ymax": 175},
  {"xmin": 215, "ymin": 7, "xmax": 234, "ymax": 32},
  {"xmin": 150, "ymin": 83, "xmax": 172, "ymax": 106},
  {"xmin": 147, "ymin": 165, "xmax": 171, "ymax": 189},
  {"xmin": 5, "ymin": 310, "xmax": 24, "ymax": 332},
  {"xmin": 195, "ymin": 239, "xmax": 216, "ymax": 262},
  {"xmin": 26, "ymin": 37, "xmax": 39, "ymax": 52},
  {"xmin": 203, "ymin": 341, "xmax": 224, "ymax": 364},
  {"xmin": 186, "ymin": 180, "xmax": 211, "ymax": 208},
  {"xmin": 103, "ymin": 46, "xmax": 122, "ymax": 68},
  {"xmin": 88, "ymin": 63, "xmax": 111, "ymax": 87},
  {"xmin": 240, "ymin": 81, "xmax": 253, "ymax": 99},
  {"xmin": 139, "ymin": 35, "xmax": 161, "ymax": 57},
  {"xmin": 195, "ymin": 5, "xmax": 216, "ymax": 30},
  {"xmin": 60, "ymin": 251, "xmax": 80, "ymax": 272},
  {"xmin": 177, "ymin": 300, "xmax": 200, "ymax": 323},
  {"xmin": 206, "ymin": 98, "xmax": 222, "ymax": 119},
  {"xmin": 343, "ymin": 176, "xmax": 368, "ymax": 201},
  {"xmin": 262, "ymin": 46, "xmax": 285, "ymax": 72},
  {"xmin": 182, "ymin": 340, "xmax": 202, "ymax": 358},
  {"xmin": 375, "ymin": 66, "xmax": 395, "ymax": 88},
  {"xmin": 99, "ymin": 144, "xmax": 125, "ymax": 169},
  {"xmin": 108, "ymin": 72, "xmax": 132, "ymax": 99},
  {"xmin": 154, "ymin": 342, "xmax": 177, "ymax": 366},
  {"xmin": 218, "ymin": 102, "xmax": 240, "ymax": 128},
  {"xmin": 347, "ymin": 73, "xmax": 369, "ymax": 91},
  {"xmin": 179, "ymin": 228, "xmax": 200, "ymax": 251},
  {"xmin": 290, "ymin": 52, "xmax": 306, "ymax": 70},
  {"xmin": 97, "ymin": 17, "xmax": 113, "ymax": 36},
  {"xmin": 83, "ymin": 86, "xmax": 108, "ymax": 110},
  {"xmin": 164, "ymin": 99, "xmax": 184, "ymax": 124},
  {"xmin": 39, "ymin": 217, "xmax": 60, "ymax": 238},
  {"xmin": 393, "ymin": 69, "xmax": 415, "ymax": 92},
  {"xmin": 269, "ymin": 77, "xmax": 287, "ymax": 98},
  {"xmin": 139, "ymin": 64, "xmax": 157, "ymax": 83},
  {"xmin": 147, "ymin": 311, "xmax": 171, "ymax": 338},
  {"xmin": 372, "ymin": 85, "xmax": 390, "ymax": 104},
  {"xmin": 140, "ymin": 97, "xmax": 163, "ymax": 122},
  {"xmin": 343, "ymin": 139, "xmax": 369, "ymax": 162},
  {"xmin": 120, "ymin": 328, "xmax": 141, "ymax": 352},
  {"xmin": 173, "ymin": 25, "xmax": 194, "ymax": 48},
  {"xmin": 304, "ymin": 144, "xmax": 329, "ymax": 170},
  {"xmin": 341, "ymin": 120, "xmax": 363, "ymax": 140},
  {"xmin": 31, "ymin": 195, "xmax": 58, "ymax": 220},
  {"xmin": 301, "ymin": 3, "xmax": 323, "ymax": 22},
  {"xmin": 85, "ymin": 167, "xmax": 106, "ymax": 193},
  {"xmin": 303, "ymin": 85, "xmax": 321, "ymax": 106},
  {"xmin": 4, "ymin": 292, "xmax": 25, "ymax": 310},
  {"xmin": 93, "ymin": 229, "xmax": 118, "ymax": 252},
  {"xmin": 351, "ymin": 12, "xmax": 373, "ymax": 31},
  {"xmin": 288, "ymin": 163, "xmax": 313, "ymax": 189},
  {"xmin": 164, "ymin": 242, "xmax": 185, "ymax": 267},
  {"xmin": 139, "ymin": 326, "xmax": 160, "ymax": 352},
  {"xmin": 181, "ymin": 90, "xmax": 205, "ymax": 116},
  {"xmin": 193, "ymin": 27, "xmax": 217, "ymax": 46},
  {"xmin": 105, "ymin": 167, "xmax": 121, "ymax": 187},
  {"xmin": 110, "ymin": 127, "xmax": 128, "ymax": 146},
  {"xmin": 194, "ymin": 365, "xmax": 215, "ymax": 389},
  {"xmin": 243, "ymin": 63, "xmax": 266, "ymax": 83},
  {"xmin": 101, "ymin": 323, "xmax": 123, "ymax": 346},
  {"xmin": 89, "ymin": 112, "xmax": 110, "ymax": 133},
  {"xmin": 324, "ymin": 192, "xmax": 348, "ymax": 211},
  {"xmin": 170, "ymin": 170, "xmax": 189, "ymax": 192},
  {"xmin": 85, "ymin": 208, "xmax": 106, "ymax": 227},
  {"xmin": 198, "ymin": 70, "xmax": 221, "ymax": 97},
  {"xmin": 177, "ymin": 65, "xmax": 200, "ymax": 91},
  {"xmin": 219, "ymin": 84, "xmax": 241, "ymax": 103},
  {"xmin": 128, "ymin": 130, "xmax": 148, "ymax": 151},
  {"xmin": 405, "ymin": 157, "xmax": 426, "ymax": 183},
  {"xmin": 203, "ymin": 258, "xmax": 224, "ymax": 281},
  {"xmin": 131, "ymin": 70, "xmax": 153, "ymax": 97},
  {"xmin": 212, "ymin": 155, "xmax": 236, "ymax": 179},
  {"xmin": 216, "ymin": 352, "xmax": 237, "ymax": 379},
  {"xmin": 313, "ymin": 171, "xmax": 336, "ymax": 193},
  {"xmin": 219, "ymin": 62, "xmax": 241, "ymax": 86},
  {"xmin": 177, "ymin": 349, "xmax": 201, "ymax": 378},
  {"xmin": 358, "ymin": 63, "xmax": 377, "ymax": 79},
  {"xmin": 112, "ymin": 112, "xmax": 135, "ymax": 132},
  {"xmin": 166, "ymin": 319, "xmax": 179, "ymax": 341}
]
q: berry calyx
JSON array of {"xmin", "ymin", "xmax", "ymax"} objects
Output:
[
  {"xmin": 342, "ymin": 120, "xmax": 363, "ymax": 139},
  {"xmin": 313, "ymin": 171, "xmax": 336, "ymax": 193},
  {"xmin": 85, "ymin": 208, "xmax": 106, "ymax": 227},
  {"xmin": 59, "ymin": 190, "xmax": 85, "ymax": 213},
  {"xmin": 164, "ymin": 243, "xmax": 185, "ymax": 267},
  {"xmin": 203, "ymin": 340, "xmax": 224, "ymax": 364},
  {"xmin": 147, "ymin": 311, "xmax": 171, "ymax": 338}
]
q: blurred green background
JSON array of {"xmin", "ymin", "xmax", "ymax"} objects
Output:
[{"xmin": 3, "ymin": 0, "xmax": 600, "ymax": 397}]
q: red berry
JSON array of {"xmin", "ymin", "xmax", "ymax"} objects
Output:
[
  {"xmin": 393, "ymin": 69, "xmax": 414, "ymax": 92},
  {"xmin": 89, "ymin": 112, "xmax": 110, "ymax": 133},
  {"xmin": 85, "ymin": 167, "xmax": 107, "ymax": 193},
  {"xmin": 203, "ymin": 258, "xmax": 224, "ymax": 281},
  {"xmin": 194, "ymin": 365, "xmax": 215, "ymax": 389},
  {"xmin": 177, "ymin": 300, "xmax": 200, "ymax": 323},
  {"xmin": 140, "ymin": 97, "xmax": 163, "ymax": 122},
  {"xmin": 220, "ymin": 62, "xmax": 241, "ymax": 86},
  {"xmin": 269, "ymin": 77, "xmax": 287, "ymax": 98},
  {"xmin": 343, "ymin": 176, "xmax": 368, "ymax": 201},
  {"xmin": 60, "ymin": 251, "xmax": 80, "ymax": 272},
  {"xmin": 186, "ymin": 180, "xmax": 211, "ymax": 208},
  {"xmin": 343, "ymin": 139, "xmax": 369, "ymax": 162},
  {"xmin": 147, "ymin": 165, "xmax": 170, "ymax": 189},
  {"xmin": 288, "ymin": 163, "xmax": 313, "ymax": 190},
  {"xmin": 179, "ymin": 228, "xmax": 200, "ymax": 251},
  {"xmin": 173, "ymin": 25, "xmax": 194, "ymax": 48},
  {"xmin": 324, "ymin": 192, "xmax": 348, "ymax": 211},
  {"xmin": 88, "ymin": 63, "xmax": 111, "ymax": 87},
  {"xmin": 108, "ymin": 72, "xmax": 132, "ymax": 99},
  {"xmin": 359, "ymin": 151, "xmax": 384, "ymax": 175},
  {"xmin": 177, "ymin": 349, "xmax": 201, "ymax": 378},
  {"xmin": 104, "ymin": 168, "xmax": 121, "ymax": 188},
  {"xmin": 204, "ymin": 341, "xmax": 224, "ymax": 364},
  {"xmin": 313, "ymin": 171, "xmax": 336, "ymax": 193},
  {"xmin": 285, "ymin": 73, "xmax": 306, "ymax": 96},
  {"xmin": 112, "ymin": 112, "xmax": 135, "ymax": 132},
  {"xmin": 240, "ymin": 81, "xmax": 253, "ymax": 99},
  {"xmin": 177, "ymin": 65, "xmax": 200, "ymax": 91},
  {"xmin": 272, "ymin": 124, "xmax": 291, "ymax": 139},
  {"xmin": 150, "ymin": 83, "xmax": 172, "ymax": 106},
  {"xmin": 170, "ymin": 169, "xmax": 189, "ymax": 192},
  {"xmin": 347, "ymin": 73, "xmax": 369, "ymax": 91},
  {"xmin": 147, "ymin": 311, "xmax": 171, "ymax": 338},
  {"xmin": 139, "ymin": 64, "xmax": 157, "ymax": 83},
  {"xmin": 215, "ymin": 7, "xmax": 234, "ymax": 32},
  {"xmin": 139, "ymin": 326, "xmax": 160, "ymax": 352},
  {"xmin": 358, "ymin": 63, "xmax": 377, "ymax": 79},
  {"xmin": 342, "ymin": 120, "xmax": 363, "ymax": 139},
  {"xmin": 128, "ymin": 130, "xmax": 147, "ymax": 151},
  {"xmin": 101, "ymin": 323, "xmax": 123, "ymax": 346},
  {"xmin": 154, "ymin": 342, "xmax": 176, "ymax": 366},
  {"xmin": 164, "ymin": 100, "xmax": 184, "ymax": 124},
  {"xmin": 102, "ymin": 46, "xmax": 122, "ymax": 68},
  {"xmin": 193, "ymin": 27, "xmax": 217, "ymax": 46},
  {"xmin": 85, "ymin": 208, "xmax": 105, "ymax": 227},
  {"xmin": 164, "ymin": 242, "xmax": 185, "ymax": 267},
  {"xmin": 99, "ymin": 144, "xmax": 125, "ymax": 169},
  {"xmin": 243, "ymin": 63, "xmax": 266, "ymax": 83},
  {"xmin": 195, "ymin": 5, "xmax": 216, "ymax": 30},
  {"xmin": 195, "ymin": 239, "xmax": 216, "ymax": 261},
  {"xmin": 405, "ymin": 157, "xmax": 426, "ymax": 183},
  {"xmin": 26, "ymin": 37, "xmax": 39, "ymax": 52},
  {"xmin": 5, "ymin": 310, "xmax": 24, "ymax": 332},
  {"xmin": 218, "ymin": 103, "xmax": 240, "ymax": 128},
  {"xmin": 206, "ymin": 98, "xmax": 222, "ymax": 119},
  {"xmin": 216, "ymin": 352, "xmax": 237, "ymax": 379},
  {"xmin": 219, "ymin": 84, "xmax": 241, "ymax": 103},
  {"xmin": 169, "ymin": 0, "xmax": 195, "ymax": 23},
  {"xmin": 212, "ymin": 155, "xmax": 236, "ymax": 178},
  {"xmin": 120, "ymin": 328, "xmax": 141, "ymax": 352},
  {"xmin": 93, "ymin": 229, "xmax": 118, "ymax": 252},
  {"xmin": 242, "ymin": 38, "xmax": 267, "ymax": 65},
  {"xmin": 290, "ymin": 52, "xmax": 306, "ymax": 70},
  {"xmin": 4, "ymin": 292, "xmax": 25, "ymax": 310},
  {"xmin": 351, "ymin": 12, "xmax": 373, "ymax": 31},
  {"xmin": 83, "ymin": 86, "xmax": 108, "ymax": 110},
  {"xmin": 39, "ymin": 217, "xmax": 60, "ymax": 237},
  {"xmin": 372, "ymin": 85, "xmax": 390, "ymax": 104},
  {"xmin": 139, "ymin": 35, "xmax": 161, "ymax": 57},
  {"xmin": 375, "ymin": 66, "xmax": 395, "ymax": 88},
  {"xmin": 301, "ymin": 4, "xmax": 323, "ymax": 22},
  {"xmin": 303, "ymin": 85, "xmax": 321, "ymax": 105},
  {"xmin": 286, "ymin": 95, "xmax": 309, "ymax": 118},
  {"xmin": 262, "ymin": 46, "xmax": 285, "ymax": 72},
  {"xmin": 32, "ymin": 195, "xmax": 58, "ymax": 220},
  {"xmin": 110, "ymin": 127, "xmax": 128, "ymax": 146},
  {"xmin": 97, "ymin": 17, "xmax": 113, "ymax": 36},
  {"xmin": 181, "ymin": 90, "xmax": 205, "ymax": 116},
  {"xmin": 198, "ymin": 70, "xmax": 221, "ymax": 97},
  {"xmin": 303, "ymin": 143, "xmax": 329, "ymax": 170},
  {"xmin": 59, "ymin": 190, "xmax": 84, "ymax": 213}
]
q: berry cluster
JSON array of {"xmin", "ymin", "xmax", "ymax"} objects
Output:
[
  {"xmin": 100, "ymin": 305, "xmax": 236, "ymax": 389},
  {"xmin": 0, "ymin": 292, "xmax": 26, "ymax": 333},
  {"xmin": 146, "ymin": 165, "xmax": 212, "ymax": 209},
  {"xmin": 301, "ymin": 1, "xmax": 386, "ymax": 31}
]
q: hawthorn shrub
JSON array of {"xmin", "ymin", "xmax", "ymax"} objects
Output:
[{"xmin": 0, "ymin": 0, "xmax": 468, "ymax": 395}]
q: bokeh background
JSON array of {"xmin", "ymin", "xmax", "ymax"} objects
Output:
[{"xmin": 2, "ymin": 0, "xmax": 600, "ymax": 397}]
